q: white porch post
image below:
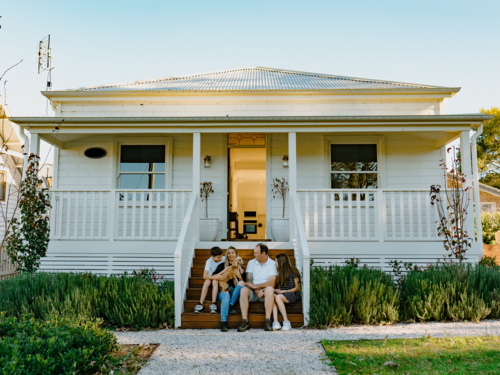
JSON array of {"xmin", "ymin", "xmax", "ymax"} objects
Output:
[
  {"xmin": 460, "ymin": 130, "xmax": 475, "ymax": 254},
  {"xmin": 193, "ymin": 133, "xmax": 201, "ymax": 240},
  {"xmin": 30, "ymin": 133, "xmax": 41, "ymax": 158},
  {"xmin": 288, "ymin": 133, "xmax": 297, "ymax": 236}
]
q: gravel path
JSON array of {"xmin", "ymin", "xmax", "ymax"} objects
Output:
[{"xmin": 116, "ymin": 320, "xmax": 500, "ymax": 375}]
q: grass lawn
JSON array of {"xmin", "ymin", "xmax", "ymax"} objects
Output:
[{"xmin": 322, "ymin": 336, "xmax": 500, "ymax": 374}]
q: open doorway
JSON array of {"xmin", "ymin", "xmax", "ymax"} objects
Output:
[{"xmin": 227, "ymin": 148, "xmax": 266, "ymax": 240}]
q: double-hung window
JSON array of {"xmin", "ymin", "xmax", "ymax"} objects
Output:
[
  {"xmin": 118, "ymin": 145, "xmax": 167, "ymax": 191},
  {"xmin": 330, "ymin": 144, "xmax": 378, "ymax": 189}
]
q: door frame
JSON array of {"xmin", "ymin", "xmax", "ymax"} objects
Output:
[{"xmin": 223, "ymin": 134, "xmax": 270, "ymax": 240}]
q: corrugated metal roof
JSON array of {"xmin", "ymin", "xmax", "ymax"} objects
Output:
[{"xmin": 70, "ymin": 67, "xmax": 451, "ymax": 92}]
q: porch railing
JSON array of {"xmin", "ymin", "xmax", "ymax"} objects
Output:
[
  {"xmin": 290, "ymin": 190, "xmax": 310, "ymax": 325},
  {"xmin": 174, "ymin": 192, "xmax": 198, "ymax": 327},
  {"xmin": 298, "ymin": 189, "xmax": 441, "ymax": 241},
  {"xmin": 49, "ymin": 189, "xmax": 192, "ymax": 241}
]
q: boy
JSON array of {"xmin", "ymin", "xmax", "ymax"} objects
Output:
[{"xmin": 194, "ymin": 246, "xmax": 225, "ymax": 314}]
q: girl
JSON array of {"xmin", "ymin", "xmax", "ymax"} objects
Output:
[
  {"xmin": 272, "ymin": 253, "xmax": 301, "ymax": 331},
  {"xmin": 206, "ymin": 246, "xmax": 246, "ymax": 332}
]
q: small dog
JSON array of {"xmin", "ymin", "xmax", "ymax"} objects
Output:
[{"xmin": 218, "ymin": 257, "xmax": 244, "ymax": 293}]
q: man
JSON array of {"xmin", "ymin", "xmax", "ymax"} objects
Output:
[{"xmin": 237, "ymin": 243, "xmax": 278, "ymax": 332}]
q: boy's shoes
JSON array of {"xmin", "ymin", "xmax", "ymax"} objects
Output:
[
  {"xmin": 282, "ymin": 321, "xmax": 292, "ymax": 331},
  {"xmin": 264, "ymin": 318, "xmax": 272, "ymax": 331},
  {"xmin": 237, "ymin": 319, "xmax": 250, "ymax": 332},
  {"xmin": 193, "ymin": 303, "xmax": 204, "ymax": 313},
  {"xmin": 229, "ymin": 305, "xmax": 237, "ymax": 314},
  {"xmin": 221, "ymin": 322, "xmax": 228, "ymax": 332},
  {"xmin": 272, "ymin": 321, "xmax": 282, "ymax": 331},
  {"xmin": 209, "ymin": 303, "xmax": 218, "ymax": 314}
]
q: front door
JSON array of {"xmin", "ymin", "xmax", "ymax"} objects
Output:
[{"xmin": 227, "ymin": 147, "xmax": 266, "ymax": 240}]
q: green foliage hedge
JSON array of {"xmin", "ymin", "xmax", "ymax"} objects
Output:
[
  {"xmin": 0, "ymin": 314, "xmax": 117, "ymax": 374},
  {"xmin": 309, "ymin": 262, "xmax": 500, "ymax": 327},
  {"xmin": 0, "ymin": 271, "xmax": 175, "ymax": 328},
  {"xmin": 310, "ymin": 265, "xmax": 400, "ymax": 326}
]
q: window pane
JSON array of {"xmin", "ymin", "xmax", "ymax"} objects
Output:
[
  {"xmin": 119, "ymin": 174, "xmax": 166, "ymax": 189},
  {"xmin": 331, "ymin": 173, "xmax": 378, "ymax": 189},
  {"xmin": 331, "ymin": 144, "xmax": 377, "ymax": 171},
  {"xmin": 120, "ymin": 145, "xmax": 165, "ymax": 172}
]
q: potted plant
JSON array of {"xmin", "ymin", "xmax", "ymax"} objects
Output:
[
  {"xmin": 200, "ymin": 182, "xmax": 219, "ymax": 241},
  {"xmin": 271, "ymin": 177, "xmax": 289, "ymax": 242}
]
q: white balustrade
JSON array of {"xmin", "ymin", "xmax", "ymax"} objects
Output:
[
  {"xmin": 384, "ymin": 190, "xmax": 440, "ymax": 241},
  {"xmin": 49, "ymin": 189, "xmax": 191, "ymax": 241},
  {"xmin": 298, "ymin": 189, "xmax": 378, "ymax": 241}
]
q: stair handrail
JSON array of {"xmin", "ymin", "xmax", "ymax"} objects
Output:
[
  {"xmin": 174, "ymin": 191, "xmax": 198, "ymax": 327},
  {"xmin": 290, "ymin": 190, "xmax": 310, "ymax": 325}
]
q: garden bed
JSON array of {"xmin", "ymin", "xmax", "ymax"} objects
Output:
[
  {"xmin": 102, "ymin": 343, "xmax": 160, "ymax": 375},
  {"xmin": 322, "ymin": 335, "xmax": 500, "ymax": 374}
]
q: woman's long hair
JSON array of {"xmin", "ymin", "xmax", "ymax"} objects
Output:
[
  {"xmin": 224, "ymin": 246, "xmax": 239, "ymax": 268},
  {"xmin": 276, "ymin": 253, "xmax": 301, "ymax": 290}
]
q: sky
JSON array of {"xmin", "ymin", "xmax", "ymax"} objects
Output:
[{"xmin": 1, "ymin": 0, "xmax": 500, "ymax": 162}]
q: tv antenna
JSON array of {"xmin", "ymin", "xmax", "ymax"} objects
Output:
[{"xmin": 38, "ymin": 35, "xmax": 53, "ymax": 90}]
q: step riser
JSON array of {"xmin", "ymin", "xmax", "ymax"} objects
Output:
[
  {"xmin": 192, "ymin": 259, "xmax": 296, "ymax": 266},
  {"xmin": 184, "ymin": 302, "xmax": 302, "ymax": 314},
  {"xmin": 181, "ymin": 313, "xmax": 303, "ymax": 329},
  {"xmin": 181, "ymin": 321, "xmax": 303, "ymax": 329},
  {"xmin": 195, "ymin": 250, "xmax": 294, "ymax": 257}
]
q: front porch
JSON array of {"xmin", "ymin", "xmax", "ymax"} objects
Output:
[{"xmin": 11, "ymin": 115, "xmax": 488, "ymax": 327}]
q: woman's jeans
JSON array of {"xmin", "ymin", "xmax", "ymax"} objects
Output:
[{"xmin": 218, "ymin": 284, "xmax": 243, "ymax": 322}]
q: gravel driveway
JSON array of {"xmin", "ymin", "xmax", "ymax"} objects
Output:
[{"xmin": 115, "ymin": 320, "xmax": 500, "ymax": 375}]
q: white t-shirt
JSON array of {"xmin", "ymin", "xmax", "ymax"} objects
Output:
[
  {"xmin": 246, "ymin": 257, "xmax": 278, "ymax": 285},
  {"xmin": 204, "ymin": 256, "xmax": 225, "ymax": 276}
]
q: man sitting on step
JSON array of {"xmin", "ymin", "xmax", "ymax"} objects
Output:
[{"xmin": 237, "ymin": 243, "xmax": 278, "ymax": 332}]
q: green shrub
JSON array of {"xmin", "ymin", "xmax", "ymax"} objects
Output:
[
  {"xmin": 0, "ymin": 272, "xmax": 175, "ymax": 328},
  {"xmin": 309, "ymin": 265, "xmax": 400, "ymax": 327},
  {"xmin": 402, "ymin": 263, "xmax": 500, "ymax": 321},
  {"xmin": 0, "ymin": 314, "xmax": 117, "ymax": 374},
  {"xmin": 481, "ymin": 212, "xmax": 500, "ymax": 244}
]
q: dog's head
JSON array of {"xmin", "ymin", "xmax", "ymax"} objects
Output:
[{"xmin": 231, "ymin": 257, "xmax": 243, "ymax": 267}]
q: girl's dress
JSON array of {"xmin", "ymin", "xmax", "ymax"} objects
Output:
[{"xmin": 280, "ymin": 273, "xmax": 301, "ymax": 306}]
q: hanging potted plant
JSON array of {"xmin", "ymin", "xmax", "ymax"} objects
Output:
[
  {"xmin": 271, "ymin": 177, "xmax": 289, "ymax": 242},
  {"xmin": 200, "ymin": 182, "xmax": 219, "ymax": 241}
]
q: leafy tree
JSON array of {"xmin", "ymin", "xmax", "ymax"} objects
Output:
[
  {"xmin": 6, "ymin": 154, "xmax": 51, "ymax": 273},
  {"xmin": 477, "ymin": 107, "xmax": 500, "ymax": 188}
]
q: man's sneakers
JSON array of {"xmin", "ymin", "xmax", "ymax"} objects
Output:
[
  {"xmin": 282, "ymin": 321, "xmax": 292, "ymax": 331},
  {"xmin": 272, "ymin": 321, "xmax": 282, "ymax": 331},
  {"xmin": 209, "ymin": 303, "xmax": 218, "ymax": 314},
  {"xmin": 221, "ymin": 322, "xmax": 228, "ymax": 332},
  {"xmin": 264, "ymin": 318, "xmax": 272, "ymax": 331},
  {"xmin": 193, "ymin": 303, "xmax": 204, "ymax": 313},
  {"xmin": 237, "ymin": 319, "xmax": 250, "ymax": 332}
]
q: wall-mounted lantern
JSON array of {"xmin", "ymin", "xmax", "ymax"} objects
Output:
[
  {"xmin": 282, "ymin": 155, "xmax": 289, "ymax": 168},
  {"xmin": 204, "ymin": 156, "xmax": 211, "ymax": 168}
]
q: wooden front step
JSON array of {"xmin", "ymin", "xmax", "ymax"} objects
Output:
[
  {"xmin": 184, "ymin": 299, "xmax": 303, "ymax": 314},
  {"xmin": 181, "ymin": 312, "xmax": 304, "ymax": 329},
  {"xmin": 181, "ymin": 248, "xmax": 303, "ymax": 329}
]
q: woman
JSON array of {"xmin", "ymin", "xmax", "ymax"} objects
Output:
[
  {"xmin": 205, "ymin": 246, "xmax": 246, "ymax": 332},
  {"xmin": 272, "ymin": 253, "xmax": 301, "ymax": 331}
]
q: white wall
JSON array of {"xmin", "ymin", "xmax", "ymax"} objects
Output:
[{"xmin": 58, "ymin": 94, "xmax": 442, "ymax": 117}]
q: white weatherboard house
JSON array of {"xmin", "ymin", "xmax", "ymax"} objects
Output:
[{"xmin": 11, "ymin": 67, "xmax": 492, "ymax": 326}]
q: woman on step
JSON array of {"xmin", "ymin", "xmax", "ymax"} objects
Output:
[
  {"xmin": 205, "ymin": 246, "xmax": 246, "ymax": 332},
  {"xmin": 272, "ymin": 253, "xmax": 301, "ymax": 331}
]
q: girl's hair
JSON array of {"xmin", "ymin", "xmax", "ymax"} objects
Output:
[
  {"xmin": 276, "ymin": 253, "xmax": 301, "ymax": 290},
  {"xmin": 224, "ymin": 246, "xmax": 239, "ymax": 268}
]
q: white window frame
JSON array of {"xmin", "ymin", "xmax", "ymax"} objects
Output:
[
  {"xmin": 114, "ymin": 137, "xmax": 173, "ymax": 190},
  {"xmin": 324, "ymin": 136, "xmax": 385, "ymax": 189}
]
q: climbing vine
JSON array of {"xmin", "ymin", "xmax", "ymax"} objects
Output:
[{"xmin": 6, "ymin": 154, "xmax": 51, "ymax": 274}]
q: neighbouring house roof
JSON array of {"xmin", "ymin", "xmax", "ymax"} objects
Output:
[
  {"xmin": 479, "ymin": 183, "xmax": 500, "ymax": 197},
  {"xmin": 49, "ymin": 67, "xmax": 461, "ymax": 93}
]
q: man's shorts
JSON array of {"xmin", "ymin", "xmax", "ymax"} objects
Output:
[{"xmin": 248, "ymin": 288, "xmax": 266, "ymax": 303}]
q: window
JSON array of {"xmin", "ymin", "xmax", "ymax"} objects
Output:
[
  {"xmin": 118, "ymin": 145, "xmax": 166, "ymax": 189},
  {"xmin": 330, "ymin": 144, "xmax": 378, "ymax": 189}
]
